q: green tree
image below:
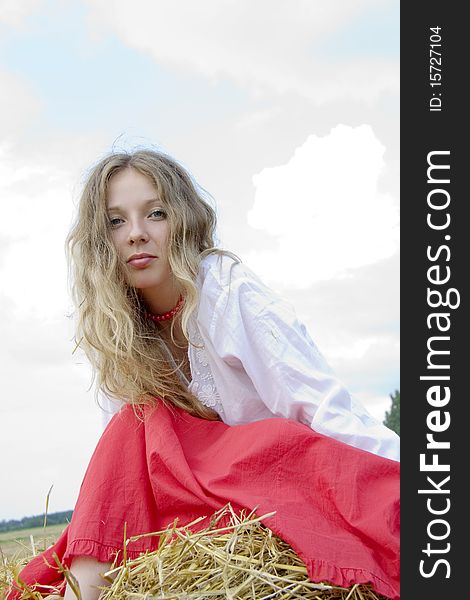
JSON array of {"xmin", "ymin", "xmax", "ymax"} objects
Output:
[{"xmin": 384, "ymin": 390, "xmax": 400, "ymax": 436}]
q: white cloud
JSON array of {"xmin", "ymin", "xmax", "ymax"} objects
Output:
[
  {"xmin": 0, "ymin": 144, "xmax": 74, "ymax": 319},
  {"xmin": 0, "ymin": 69, "xmax": 42, "ymax": 138},
  {"xmin": 234, "ymin": 107, "xmax": 283, "ymax": 130},
  {"xmin": 244, "ymin": 124, "xmax": 399, "ymax": 287},
  {"xmin": 0, "ymin": 0, "xmax": 42, "ymax": 28},
  {"xmin": 1, "ymin": 393, "xmax": 102, "ymax": 520},
  {"xmin": 84, "ymin": 0, "xmax": 398, "ymax": 103},
  {"xmin": 0, "ymin": 144, "xmax": 102, "ymax": 520},
  {"xmin": 0, "ymin": 286, "xmax": 103, "ymax": 520},
  {"xmin": 253, "ymin": 237, "xmax": 400, "ymax": 423},
  {"xmin": 0, "ymin": 143, "xmax": 105, "ymax": 518},
  {"xmin": 353, "ymin": 391, "xmax": 394, "ymax": 423}
]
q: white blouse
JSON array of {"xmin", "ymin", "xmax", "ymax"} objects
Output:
[{"xmin": 101, "ymin": 252, "xmax": 400, "ymax": 462}]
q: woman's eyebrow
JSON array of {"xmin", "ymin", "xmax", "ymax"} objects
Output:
[{"xmin": 106, "ymin": 198, "xmax": 162, "ymax": 212}]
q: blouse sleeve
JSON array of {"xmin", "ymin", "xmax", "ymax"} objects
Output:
[
  {"xmin": 204, "ymin": 257, "xmax": 400, "ymax": 461},
  {"xmin": 99, "ymin": 392, "xmax": 124, "ymax": 429}
]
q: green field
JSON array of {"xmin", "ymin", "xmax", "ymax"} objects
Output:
[{"xmin": 0, "ymin": 523, "xmax": 67, "ymax": 560}]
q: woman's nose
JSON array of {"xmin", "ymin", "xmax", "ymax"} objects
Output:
[{"xmin": 127, "ymin": 221, "xmax": 149, "ymax": 244}]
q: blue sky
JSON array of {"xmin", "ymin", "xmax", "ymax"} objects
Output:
[
  {"xmin": 0, "ymin": 0, "xmax": 399, "ymax": 520},
  {"xmin": 318, "ymin": 3, "xmax": 399, "ymax": 59},
  {"xmin": 1, "ymin": 12, "xmax": 242, "ymax": 147}
]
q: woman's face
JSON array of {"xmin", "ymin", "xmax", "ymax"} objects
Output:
[{"xmin": 106, "ymin": 167, "xmax": 178, "ymax": 311}]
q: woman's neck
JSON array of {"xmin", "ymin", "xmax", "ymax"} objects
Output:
[{"xmin": 140, "ymin": 280, "xmax": 183, "ymax": 315}]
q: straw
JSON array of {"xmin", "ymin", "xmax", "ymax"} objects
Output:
[
  {"xmin": 0, "ymin": 503, "xmax": 392, "ymax": 600},
  {"xmin": 97, "ymin": 503, "xmax": 391, "ymax": 600}
]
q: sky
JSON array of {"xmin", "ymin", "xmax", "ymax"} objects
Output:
[{"xmin": 0, "ymin": 0, "xmax": 399, "ymax": 520}]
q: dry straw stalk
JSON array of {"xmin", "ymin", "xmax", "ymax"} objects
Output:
[{"xmin": 1, "ymin": 503, "xmax": 391, "ymax": 600}]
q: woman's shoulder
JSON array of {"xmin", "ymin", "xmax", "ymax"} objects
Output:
[
  {"xmin": 198, "ymin": 250, "xmax": 246, "ymax": 288},
  {"xmin": 196, "ymin": 250, "xmax": 284, "ymax": 316},
  {"xmin": 198, "ymin": 250, "xmax": 275, "ymax": 295}
]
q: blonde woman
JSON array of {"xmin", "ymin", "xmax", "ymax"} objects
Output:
[{"xmin": 10, "ymin": 150, "xmax": 400, "ymax": 600}]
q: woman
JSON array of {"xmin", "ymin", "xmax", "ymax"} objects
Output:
[{"xmin": 10, "ymin": 149, "xmax": 399, "ymax": 600}]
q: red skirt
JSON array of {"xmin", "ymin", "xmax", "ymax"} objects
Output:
[{"xmin": 10, "ymin": 402, "xmax": 400, "ymax": 599}]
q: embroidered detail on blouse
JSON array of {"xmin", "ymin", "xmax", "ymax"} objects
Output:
[{"xmin": 187, "ymin": 318, "xmax": 226, "ymax": 420}]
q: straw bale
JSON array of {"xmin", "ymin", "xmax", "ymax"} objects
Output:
[{"xmin": 1, "ymin": 504, "xmax": 392, "ymax": 600}]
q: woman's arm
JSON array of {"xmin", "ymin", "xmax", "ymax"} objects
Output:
[
  {"xmin": 204, "ymin": 258, "xmax": 400, "ymax": 461},
  {"xmin": 63, "ymin": 557, "xmax": 112, "ymax": 600}
]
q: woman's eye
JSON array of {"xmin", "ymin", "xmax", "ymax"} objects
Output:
[
  {"xmin": 109, "ymin": 217, "xmax": 123, "ymax": 227},
  {"xmin": 149, "ymin": 209, "xmax": 166, "ymax": 219}
]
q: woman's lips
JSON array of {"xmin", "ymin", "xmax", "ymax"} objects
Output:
[{"xmin": 127, "ymin": 255, "xmax": 156, "ymax": 269}]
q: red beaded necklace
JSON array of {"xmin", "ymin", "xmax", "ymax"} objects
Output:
[{"xmin": 145, "ymin": 296, "xmax": 184, "ymax": 323}]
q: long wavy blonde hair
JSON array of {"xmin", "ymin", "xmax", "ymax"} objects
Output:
[{"xmin": 67, "ymin": 149, "xmax": 232, "ymax": 420}]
